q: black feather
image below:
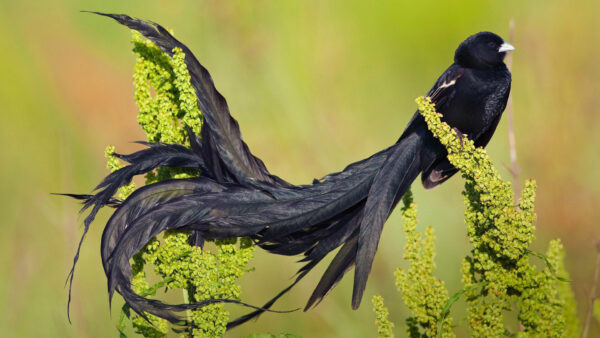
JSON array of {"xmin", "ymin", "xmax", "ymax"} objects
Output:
[
  {"xmin": 63, "ymin": 142, "xmax": 205, "ymax": 319},
  {"xmin": 353, "ymin": 133, "xmax": 422, "ymax": 309},
  {"xmin": 305, "ymin": 235, "xmax": 359, "ymax": 310}
]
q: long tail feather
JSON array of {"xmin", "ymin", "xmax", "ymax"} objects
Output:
[
  {"xmin": 64, "ymin": 142, "xmax": 205, "ymax": 320},
  {"xmin": 231, "ymin": 206, "xmax": 363, "ymax": 327},
  {"xmin": 100, "ymin": 178, "xmax": 226, "ymax": 273},
  {"xmin": 305, "ymin": 235, "xmax": 359, "ymax": 310},
  {"xmin": 116, "ymin": 279, "xmax": 297, "ymax": 324},
  {"xmin": 227, "ymin": 261, "xmax": 315, "ymax": 329},
  {"xmin": 89, "ymin": 12, "xmax": 288, "ymax": 188},
  {"xmin": 353, "ymin": 134, "xmax": 423, "ymax": 309},
  {"xmin": 52, "ymin": 193, "xmax": 121, "ymax": 207}
]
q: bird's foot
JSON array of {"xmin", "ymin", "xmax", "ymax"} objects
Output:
[{"xmin": 452, "ymin": 127, "xmax": 466, "ymax": 149}]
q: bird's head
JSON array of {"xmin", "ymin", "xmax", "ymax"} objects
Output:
[{"xmin": 454, "ymin": 32, "xmax": 514, "ymax": 70}]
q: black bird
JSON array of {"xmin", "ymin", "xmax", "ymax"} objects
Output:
[{"xmin": 66, "ymin": 13, "xmax": 513, "ymax": 329}]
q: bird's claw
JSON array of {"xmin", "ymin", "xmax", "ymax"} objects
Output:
[{"xmin": 452, "ymin": 127, "xmax": 466, "ymax": 149}]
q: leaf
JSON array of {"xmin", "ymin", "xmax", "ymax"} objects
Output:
[
  {"xmin": 437, "ymin": 284, "xmax": 483, "ymax": 338},
  {"xmin": 526, "ymin": 249, "xmax": 571, "ymax": 282},
  {"xmin": 138, "ymin": 277, "xmax": 175, "ymax": 297}
]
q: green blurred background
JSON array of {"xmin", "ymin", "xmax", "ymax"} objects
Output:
[{"xmin": 1, "ymin": 0, "xmax": 599, "ymax": 336}]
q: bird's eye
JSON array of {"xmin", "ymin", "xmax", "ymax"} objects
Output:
[{"xmin": 487, "ymin": 42, "xmax": 497, "ymax": 48}]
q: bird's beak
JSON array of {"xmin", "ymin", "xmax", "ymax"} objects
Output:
[{"xmin": 498, "ymin": 42, "xmax": 515, "ymax": 52}]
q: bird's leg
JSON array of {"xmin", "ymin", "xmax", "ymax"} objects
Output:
[{"xmin": 452, "ymin": 127, "xmax": 466, "ymax": 148}]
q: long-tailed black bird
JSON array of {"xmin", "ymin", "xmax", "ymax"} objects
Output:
[{"xmin": 66, "ymin": 12, "xmax": 514, "ymax": 329}]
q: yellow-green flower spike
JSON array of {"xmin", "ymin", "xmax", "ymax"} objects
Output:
[
  {"xmin": 394, "ymin": 188, "xmax": 454, "ymax": 338},
  {"xmin": 105, "ymin": 30, "xmax": 255, "ymax": 338},
  {"xmin": 104, "ymin": 145, "xmax": 136, "ymax": 199},
  {"xmin": 416, "ymin": 96, "xmax": 571, "ymax": 337},
  {"xmin": 373, "ymin": 98, "xmax": 579, "ymax": 337},
  {"xmin": 372, "ymin": 295, "xmax": 394, "ymax": 338}
]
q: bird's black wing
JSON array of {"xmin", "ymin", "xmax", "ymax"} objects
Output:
[
  {"xmin": 422, "ymin": 70, "xmax": 511, "ymax": 189},
  {"xmin": 397, "ymin": 64, "xmax": 464, "ymax": 144},
  {"xmin": 472, "ymin": 80, "xmax": 511, "ymax": 147},
  {"xmin": 428, "ymin": 65, "xmax": 465, "ymax": 108},
  {"xmin": 419, "ymin": 64, "xmax": 465, "ymax": 188}
]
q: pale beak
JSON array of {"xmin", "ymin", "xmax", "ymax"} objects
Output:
[{"xmin": 498, "ymin": 41, "xmax": 515, "ymax": 52}]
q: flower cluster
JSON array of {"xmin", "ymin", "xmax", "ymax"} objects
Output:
[
  {"xmin": 417, "ymin": 96, "xmax": 570, "ymax": 336},
  {"xmin": 373, "ymin": 98, "xmax": 577, "ymax": 337},
  {"xmin": 372, "ymin": 295, "xmax": 395, "ymax": 338},
  {"xmin": 393, "ymin": 189, "xmax": 453, "ymax": 338}
]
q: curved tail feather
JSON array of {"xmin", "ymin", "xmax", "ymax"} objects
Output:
[
  {"xmin": 89, "ymin": 12, "xmax": 289, "ymax": 188},
  {"xmin": 305, "ymin": 235, "xmax": 359, "ymax": 310},
  {"xmin": 100, "ymin": 178, "xmax": 225, "ymax": 273},
  {"xmin": 64, "ymin": 142, "xmax": 205, "ymax": 321},
  {"xmin": 353, "ymin": 133, "xmax": 422, "ymax": 309},
  {"xmin": 116, "ymin": 280, "xmax": 297, "ymax": 324}
]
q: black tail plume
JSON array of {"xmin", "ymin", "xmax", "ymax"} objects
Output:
[
  {"xmin": 64, "ymin": 11, "xmax": 434, "ymax": 330},
  {"xmin": 87, "ymin": 12, "xmax": 289, "ymax": 188},
  {"xmin": 353, "ymin": 133, "xmax": 423, "ymax": 309},
  {"xmin": 63, "ymin": 142, "xmax": 205, "ymax": 320}
]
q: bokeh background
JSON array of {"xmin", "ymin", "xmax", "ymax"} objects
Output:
[{"xmin": 1, "ymin": 0, "xmax": 599, "ymax": 337}]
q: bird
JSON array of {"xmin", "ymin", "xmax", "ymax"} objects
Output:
[{"xmin": 65, "ymin": 12, "xmax": 514, "ymax": 329}]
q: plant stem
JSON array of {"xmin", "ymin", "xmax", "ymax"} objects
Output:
[
  {"xmin": 505, "ymin": 19, "xmax": 520, "ymax": 198},
  {"xmin": 582, "ymin": 241, "xmax": 600, "ymax": 338}
]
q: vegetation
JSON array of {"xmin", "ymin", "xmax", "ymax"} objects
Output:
[{"xmin": 373, "ymin": 98, "xmax": 579, "ymax": 337}]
